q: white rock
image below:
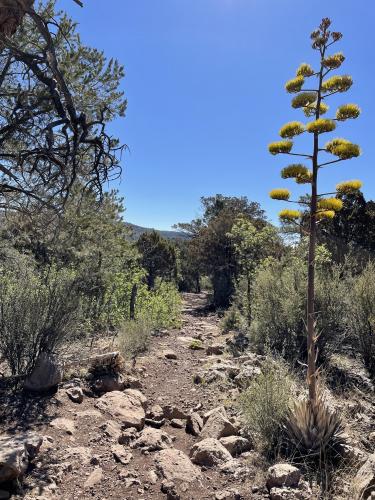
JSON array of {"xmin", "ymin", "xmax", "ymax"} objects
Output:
[
  {"xmin": 190, "ymin": 438, "xmax": 232, "ymax": 466},
  {"xmin": 155, "ymin": 449, "xmax": 201, "ymax": 483},
  {"xmin": 95, "ymin": 390, "xmax": 146, "ymax": 430},
  {"xmin": 0, "ymin": 433, "xmax": 42, "ymax": 482}
]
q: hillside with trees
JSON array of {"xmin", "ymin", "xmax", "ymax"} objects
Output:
[{"xmin": 0, "ymin": 5, "xmax": 374, "ymax": 500}]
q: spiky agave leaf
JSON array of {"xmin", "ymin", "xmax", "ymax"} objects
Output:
[{"xmin": 284, "ymin": 392, "xmax": 346, "ymax": 457}]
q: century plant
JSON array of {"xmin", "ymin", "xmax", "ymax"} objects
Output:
[{"xmin": 268, "ymin": 19, "xmax": 362, "ymax": 451}]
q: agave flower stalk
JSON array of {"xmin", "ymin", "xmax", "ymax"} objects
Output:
[{"xmin": 268, "ymin": 18, "xmax": 362, "ymax": 407}]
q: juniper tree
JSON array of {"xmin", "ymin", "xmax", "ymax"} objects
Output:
[{"xmin": 268, "ymin": 19, "xmax": 362, "ymax": 412}]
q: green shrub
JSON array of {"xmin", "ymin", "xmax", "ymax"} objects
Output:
[
  {"xmin": 239, "ymin": 358, "xmax": 294, "ymax": 454},
  {"xmin": 220, "ymin": 305, "xmax": 243, "ymax": 333},
  {"xmin": 347, "ymin": 262, "xmax": 375, "ymax": 377},
  {"xmin": 0, "ymin": 264, "xmax": 81, "ymax": 376},
  {"xmin": 136, "ymin": 280, "xmax": 181, "ymax": 329},
  {"xmin": 249, "ymin": 246, "xmax": 349, "ymax": 363}
]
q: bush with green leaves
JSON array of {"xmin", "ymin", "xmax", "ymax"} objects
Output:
[
  {"xmin": 249, "ymin": 244, "xmax": 349, "ymax": 363},
  {"xmin": 347, "ymin": 261, "xmax": 375, "ymax": 376},
  {"xmin": 239, "ymin": 357, "xmax": 294, "ymax": 454},
  {"xmin": 0, "ymin": 263, "xmax": 81, "ymax": 376}
]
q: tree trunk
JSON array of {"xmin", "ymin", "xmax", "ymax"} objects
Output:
[
  {"xmin": 0, "ymin": 0, "xmax": 33, "ymax": 36},
  {"xmin": 129, "ymin": 283, "xmax": 137, "ymax": 320}
]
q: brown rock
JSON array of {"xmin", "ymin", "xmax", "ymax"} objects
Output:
[
  {"xmin": 50, "ymin": 417, "xmax": 76, "ymax": 435},
  {"xmin": 203, "ymin": 406, "xmax": 227, "ymax": 424},
  {"xmin": 24, "ymin": 353, "xmax": 62, "ymax": 392},
  {"xmin": 190, "ymin": 438, "xmax": 232, "ymax": 467},
  {"xmin": 0, "ymin": 433, "xmax": 42, "ymax": 483},
  {"xmin": 66, "ymin": 386, "xmax": 84, "ymax": 404},
  {"xmin": 186, "ymin": 412, "xmax": 203, "ymax": 436},
  {"xmin": 84, "ymin": 467, "xmax": 103, "ymax": 488},
  {"xmin": 266, "ymin": 463, "xmax": 301, "ymax": 490},
  {"xmin": 95, "ymin": 390, "xmax": 146, "ymax": 430},
  {"xmin": 219, "ymin": 436, "xmax": 252, "ymax": 456},
  {"xmin": 171, "ymin": 419, "xmax": 185, "ymax": 429},
  {"xmin": 111, "ymin": 445, "xmax": 133, "ymax": 465},
  {"xmin": 200, "ymin": 410, "xmax": 236, "ymax": 440},
  {"xmin": 206, "ymin": 344, "xmax": 225, "ymax": 356},
  {"xmin": 163, "ymin": 405, "xmax": 188, "ymax": 420},
  {"xmin": 92, "ymin": 373, "xmax": 125, "ymax": 393},
  {"xmin": 162, "ymin": 350, "xmax": 178, "ymax": 360},
  {"xmin": 134, "ymin": 427, "xmax": 173, "ymax": 451},
  {"xmin": 155, "ymin": 449, "xmax": 201, "ymax": 483}
]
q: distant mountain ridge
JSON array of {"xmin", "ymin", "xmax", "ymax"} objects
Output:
[{"xmin": 125, "ymin": 223, "xmax": 190, "ymax": 241}]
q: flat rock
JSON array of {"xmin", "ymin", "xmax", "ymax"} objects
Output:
[
  {"xmin": 266, "ymin": 463, "xmax": 301, "ymax": 490},
  {"xmin": 133, "ymin": 427, "xmax": 173, "ymax": 452},
  {"xmin": 190, "ymin": 438, "xmax": 232, "ymax": 466},
  {"xmin": 161, "ymin": 350, "xmax": 178, "ymax": 360},
  {"xmin": 219, "ymin": 436, "xmax": 252, "ymax": 456},
  {"xmin": 84, "ymin": 467, "xmax": 103, "ymax": 488},
  {"xmin": 171, "ymin": 419, "xmax": 185, "ymax": 429},
  {"xmin": 0, "ymin": 433, "xmax": 42, "ymax": 483},
  {"xmin": 50, "ymin": 417, "xmax": 76, "ymax": 435},
  {"xmin": 95, "ymin": 390, "xmax": 146, "ymax": 430},
  {"xmin": 155, "ymin": 449, "xmax": 201, "ymax": 483},
  {"xmin": 200, "ymin": 410, "xmax": 236, "ymax": 440}
]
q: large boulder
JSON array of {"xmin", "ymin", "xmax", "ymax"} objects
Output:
[
  {"xmin": 266, "ymin": 463, "xmax": 301, "ymax": 490},
  {"xmin": 95, "ymin": 390, "xmax": 146, "ymax": 430},
  {"xmin": 133, "ymin": 427, "xmax": 173, "ymax": 452},
  {"xmin": 24, "ymin": 353, "xmax": 62, "ymax": 392},
  {"xmin": 0, "ymin": 433, "xmax": 42, "ymax": 482},
  {"xmin": 190, "ymin": 438, "xmax": 232, "ymax": 467},
  {"xmin": 200, "ymin": 410, "xmax": 236, "ymax": 440},
  {"xmin": 155, "ymin": 449, "xmax": 201, "ymax": 483},
  {"xmin": 352, "ymin": 453, "xmax": 375, "ymax": 499}
]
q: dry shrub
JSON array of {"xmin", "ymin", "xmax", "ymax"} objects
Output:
[{"xmin": 117, "ymin": 317, "xmax": 152, "ymax": 361}]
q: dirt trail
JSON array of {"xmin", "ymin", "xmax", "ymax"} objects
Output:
[{"xmin": 1, "ymin": 293, "xmax": 265, "ymax": 500}]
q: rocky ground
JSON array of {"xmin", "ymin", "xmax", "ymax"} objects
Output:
[{"xmin": 0, "ymin": 293, "xmax": 374, "ymax": 499}]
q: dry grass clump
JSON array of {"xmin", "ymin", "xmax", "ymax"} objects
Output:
[{"xmin": 118, "ymin": 318, "xmax": 152, "ymax": 361}]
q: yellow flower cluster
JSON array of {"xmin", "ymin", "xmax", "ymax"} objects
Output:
[
  {"xmin": 336, "ymin": 103, "xmax": 361, "ymax": 121},
  {"xmin": 306, "ymin": 119, "xmax": 336, "ymax": 134},
  {"xmin": 279, "ymin": 209, "xmax": 301, "ymax": 222},
  {"xmin": 296, "ymin": 63, "xmax": 315, "ymax": 77},
  {"xmin": 281, "ymin": 164, "xmax": 308, "ymax": 179},
  {"xmin": 322, "ymin": 52, "xmax": 345, "ymax": 69},
  {"xmin": 336, "ymin": 180, "xmax": 363, "ymax": 195},
  {"xmin": 281, "ymin": 164, "xmax": 312, "ymax": 184},
  {"xmin": 316, "ymin": 210, "xmax": 335, "ymax": 220},
  {"xmin": 325, "ymin": 138, "xmax": 361, "ymax": 159},
  {"xmin": 279, "ymin": 121, "xmax": 305, "ymax": 138},
  {"xmin": 268, "ymin": 140, "xmax": 293, "ymax": 155},
  {"xmin": 291, "ymin": 92, "xmax": 317, "ymax": 109},
  {"xmin": 318, "ymin": 198, "xmax": 343, "ymax": 211},
  {"xmin": 303, "ymin": 101, "xmax": 329, "ymax": 118},
  {"xmin": 322, "ymin": 75, "xmax": 353, "ymax": 93},
  {"xmin": 285, "ymin": 75, "xmax": 304, "ymax": 93},
  {"xmin": 269, "ymin": 189, "xmax": 291, "ymax": 201}
]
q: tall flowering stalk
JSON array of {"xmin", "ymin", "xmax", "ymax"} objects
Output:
[{"xmin": 269, "ymin": 18, "xmax": 362, "ymax": 406}]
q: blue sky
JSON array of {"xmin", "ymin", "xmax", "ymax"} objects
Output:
[{"xmin": 60, "ymin": 0, "xmax": 374, "ymax": 229}]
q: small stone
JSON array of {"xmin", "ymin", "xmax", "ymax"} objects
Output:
[
  {"xmin": 171, "ymin": 419, "xmax": 185, "ymax": 429},
  {"xmin": 186, "ymin": 412, "xmax": 203, "ymax": 436},
  {"xmin": 112, "ymin": 445, "xmax": 133, "ymax": 465},
  {"xmin": 163, "ymin": 405, "xmax": 188, "ymax": 420},
  {"xmin": 206, "ymin": 344, "xmax": 225, "ymax": 356},
  {"xmin": 219, "ymin": 436, "xmax": 252, "ymax": 456},
  {"xmin": 133, "ymin": 427, "xmax": 173, "ymax": 452},
  {"xmin": 84, "ymin": 467, "xmax": 103, "ymax": 488},
  {"xmin": 66, "ymin": 386, "xmax": 84, "ymax": 404},
  {"xmin": 162, "ymin": 350, "xmax": 178, "ymax": 360},
  {"xmin": 266, "ymin": 463, "xmax": 301, "ymax": 490},
  {"xmin": 190, "ymin": 438, "xmax": 232, "ymax": 467}
]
